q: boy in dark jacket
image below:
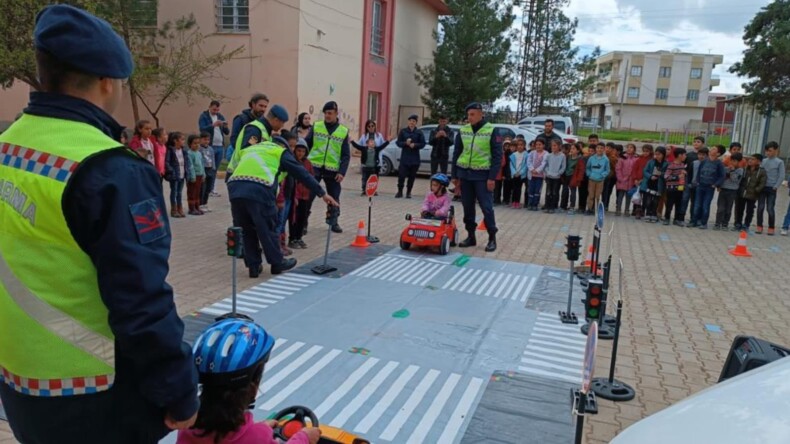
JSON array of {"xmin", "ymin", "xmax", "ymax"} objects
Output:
[
  {"xmin": 352, "ymin": 135, "xmax": 388, "ymax": 196},
  {"xmin": 691, "ymin": 145, "xmax": 726, "ymax": 229},
  {"xmin": 663, "ymin": 148, "xmax": 687, "ymax": 226},
  {"xmin": 738, "ymin": 154, "xmax": 767, "ymax": 232},
  {"xmin": 714, "ymin": 152, "xmax": 744, "ymax": 230}
]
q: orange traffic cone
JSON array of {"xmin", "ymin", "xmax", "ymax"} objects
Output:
[
  {"xmin": 729, "ymin": 231, "xmax": 752, "ymax": 257},
  {"xmin": 477, "ymin": 219, "xmax": 487, "ymax": 231},
  {"xmin": 583, "ymin": 244, "xmax": 594, "ymax": 267},
  {"xmin": 350, "ymin": 220, "xmax": 371, "ymax": 248}
]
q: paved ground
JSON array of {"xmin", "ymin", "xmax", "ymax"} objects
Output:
[{"xmin": 2, "ymin": 164, "xmax": 790, "ymax": 443}]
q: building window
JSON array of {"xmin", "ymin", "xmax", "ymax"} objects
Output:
[
  {"xmin": 627, "ymin": 87, "xmax": 639, "ymax": 98},
  {"xmin": 659, "ymin": 66, "xmax": 672, "ymax": 78},
  {"xmin": 129, "ymin": 0, "xmax": 157, "ymax": 29},
  {"xmin": 690, "ymin": 68, "xmax": 702, "ymax": 79},
  {"xmin": 217, "ymin": 0, "xmax": 249, "ymax": 33},
  {"xmin": 630, "ymin": 65, "xmax": 642, "ymax": 77},
  {"xmin": 370, "ymin": 0, "xmax": 386, "ymax": 57},
  {"xmin": 656, "ymin": 89, "xmax": 669, "ymax": 100},
  {"xmin": 367, "ymin": 92, "xmax": 381, "ymax": 123},
  {"xmin": 687, "ymin": 89, "xmax": 700, "ymax": 101}
]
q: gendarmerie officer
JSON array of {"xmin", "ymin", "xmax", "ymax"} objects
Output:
[
  {"xmin": 306, "ymin": 101, "xmax": 350, "ymax": 233},
  {"xmin": 451, "ymin": 102, "xmax": 502, "ymax": 252},
  {"xmin": 228, "ymin": 126, "xmax": 338, "ymax": 277},
  {"xmin": 0, "ymin": 5, "xmax": 198, "ymax": 442}
]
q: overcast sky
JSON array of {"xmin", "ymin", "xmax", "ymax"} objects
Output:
[{"xmin": 510, "ymin": 0, "xmax": 770, "ymax": 97}]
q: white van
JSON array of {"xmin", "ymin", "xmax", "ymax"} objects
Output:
[{"xmin": 517, "ymin": 115, "xmax": 574, "ymax": 135}]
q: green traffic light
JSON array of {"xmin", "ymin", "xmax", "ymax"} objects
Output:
[{"xmin": 588, "ymin": 308, "xmax": 599, "ymax": 318}]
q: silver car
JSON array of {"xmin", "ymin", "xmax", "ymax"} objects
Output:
[{"xmin": 380, "ymin": 124, "xmax": 540, "ymax": 176}]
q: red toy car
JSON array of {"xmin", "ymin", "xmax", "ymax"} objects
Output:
[{"xmin": 399, "ymin": 206, "xmax": 458, "ymax": 255}]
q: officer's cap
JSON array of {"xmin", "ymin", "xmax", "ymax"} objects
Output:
[
  {"xmin": 465, "ymin": 102, "xmax": 483, "ymax": 112},
  {"xmin": 408, "ymin": 114, "xmax": 419, "ymax": 122},
  {"xmin": 269, "ymin": 104, "xmax": 289, "ymax": 123},
  {"xmin": 296, "ymin": 138, "xmax": 308, "ymax": 149},
  {"xmin": 34, "ymin": 5, "xmax": 133, "ymax": 79},
  {"xmin": 322, "ymin": 101, "xmax": 339, "ymax": 112}
]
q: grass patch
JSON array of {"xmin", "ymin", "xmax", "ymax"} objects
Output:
[{"xmin": 577, "ymin": 128, "xmax": 731, "ymax": 146}]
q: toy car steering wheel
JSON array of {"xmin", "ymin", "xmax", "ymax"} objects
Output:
[{"xmin": 272, "ymin": 405, "xmax": 320, "ymax": 440}]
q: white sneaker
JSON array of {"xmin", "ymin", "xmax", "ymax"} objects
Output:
[
  {"xmin": 210, "ymin": 191, "xmax": 221, "ymax": 197},
  {"xmin": 199, "ymin": 205, "xmax": 211, "ymax": 212},
  {"xmin": 782, "ymin": 229, "xmax": 788, "ymax": 236}
]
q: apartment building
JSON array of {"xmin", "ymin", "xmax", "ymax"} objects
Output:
[
  {"xmin": 580, "ymin": 50, "xmax": 724, "ymax": 131},
  {"xmin": 0, "ymin": 0, "xmax": 450, "ymax": 138}
]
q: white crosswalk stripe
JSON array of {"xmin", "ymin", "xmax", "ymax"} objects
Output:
[
  {"xmin": 351, "ymin": 255, "xmax": 448, "ymax": 287},
  {"xmin": 441, "ymin": 268, "xmax": 537, "ymax": 302},
  {"xmin": 517, "ymin": 312, "xmax": 586, "ymax": 384},
  {"xmin": 248, "ymin": 339, "xmax": 485, "ymax": 443},
  {"xmin": 199, "ymin": 274, "xmax": 320, "ymax": 316}
]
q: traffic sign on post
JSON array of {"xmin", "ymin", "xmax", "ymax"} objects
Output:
[
  {"xmin": 366, "ymin": 174, "xmax": 379, "ymax": 197},
  {"xmin": 596, "ymin": 201, "xmax": 605, "ymax": 231},
  {"xmin": 365, "ymin": 175, "xmax": 380, "ymax": 243},
  {"xmin": 581, "ymin": 321, "xmax": 598, "ymax": 394}
]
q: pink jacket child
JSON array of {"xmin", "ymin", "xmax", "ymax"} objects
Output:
[
  {"xmin": 421, "ymin": 191, "xmax": 451, "ymax": 219},
  {"xmin": 615, "ymin": 153, "xmax": 638, "ymax": 191},
  {"xmin": 177, "ymin": 412, "xmax": 310, "ymax": 444}
]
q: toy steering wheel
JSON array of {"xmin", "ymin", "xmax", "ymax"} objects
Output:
[{"xmin": 272, "ymin": 405, "xmax": 320, "ymax": 440}]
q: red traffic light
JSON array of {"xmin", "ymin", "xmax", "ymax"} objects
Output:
[{"xmin": 590, "ymin": 286, "xmax": 601, "ymax": 295}]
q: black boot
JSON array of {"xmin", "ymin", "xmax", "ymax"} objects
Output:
[
  {"xmin": 406, "ymin": 187, "xmax": 413, "ymax": 199},
  {"xmin": 458, "ymin": 231, "xmax": 476, "ymax": 248},
  {"xmin": 395, "ymin": 188, "xmax": 403, "ymax": 198},
  {"xmin": 271, "ymin": 258, "xmax": 297, "ymax": 274},
  {"xmin": 249, "ymin": 264, "xmax": 263, "ymax": 278},
  {"xmin": 485, "ymin": 232, "xmax": 497, "ymax": 252}
]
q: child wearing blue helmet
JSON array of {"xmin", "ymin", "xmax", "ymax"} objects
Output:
[
  {"xmin": 421, "ymin": 173, "xmax": 451, "ymax": 219},
  {"xmin": 178, "ymin": 318, "xmax": 320, "ymax": 444}
]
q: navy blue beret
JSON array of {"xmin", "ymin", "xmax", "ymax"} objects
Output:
[
  {"xmin": 322, "ymin": 101, "xmax": 338, "ymax": 112},
  {"xmin": 34, "ymin": 4, "xmax": 133, "ymax": 79},
  {"xmin": 408, "ymin": 114, "xmax": 418, "ymax": 121},
  {"xmin": 465, "ymin": 102, "xmax": 483, "ymax": 112},
  {"xmin": 269, "ymin": 104, "xmax": 289, "ymax": 122}
]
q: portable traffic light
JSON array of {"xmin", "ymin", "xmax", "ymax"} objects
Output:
[
  {"xmin": 585, "ymin": 278, "xmax": 604, "ymax": 321},
  {"xmin": 565, "ymin": 235, "xmax": 582, "ymax": 262},
  {"xmin": 226, "ymin": 227, "xmax": 244, "ymax": 257}
]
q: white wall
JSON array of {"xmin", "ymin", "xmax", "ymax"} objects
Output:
[
  {"xmin": 668, "ymin": 55, "xmax": 691, "ymax": 106},
  {"xmin": 297, "ymin": 0, "xmax": 364, "ymax": 136},
  {"xmin": 639, "ymin": 55, "xmax": 659, "ymax": 105},
  {"xmin": 390, "ymin": 0, "xmax": 437, "ymax": 131},
  {"xmin": 620, "ymin": 104, "xmax": 703, "ymax": 131}
]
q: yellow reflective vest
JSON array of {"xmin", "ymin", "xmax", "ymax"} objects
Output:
[
  {"xmin": 457, "ymin": 122, "xmax": 494, "ymax": 170},
  {"xmin": 308, "ymin": 121, "xmax": 348, "ymax": 172},
  {"xmin": 227, "ymin": 140, "xmax": 286, "ymax": 186}
]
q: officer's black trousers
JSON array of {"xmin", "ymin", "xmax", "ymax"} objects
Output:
[
  {"xmin": 230, "ymin": 198, "xmax": 283, "ymax": 268},
  {"xmin": 397, "ymin": 164, "xmax": 419, "ymax": 194},
  {"xmin": 460, "ymin": 179, "xmax": 497, "ymax": 234},
  {"xmin": 0, "ymin": 378, "xmax": 168, "ymax": 444}
]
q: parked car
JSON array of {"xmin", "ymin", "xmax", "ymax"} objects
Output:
[
  {"xmin": 519, "ymin": 125, "xmax": 579, "ymax": 144},
  {"xmin": 517, "ymin": 115, "xmax": 574, "ymax": 134},
  {"xmin": 380, "ymin": 124, "xmax": 540, "ymax": 176},
  {"xmin": 610, "ymin": 356, "xmax": 790, "ymax": 444}
]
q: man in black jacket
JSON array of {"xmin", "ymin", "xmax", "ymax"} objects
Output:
[
  {"xmin": 429, "ymin": 115, "xmax": 453, "ymax": 175},
  {"xmin": 395, "ymin": 114, "xmax": 426, "ymax": 198}
]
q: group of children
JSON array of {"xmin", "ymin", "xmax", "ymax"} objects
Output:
[
  {"xmin": 128, "ymin": 120, "xmax": 220, "ymax": 218},
  {"xmin": 491, "ymin": 134, "xmax": 789, "ymax": 234}
]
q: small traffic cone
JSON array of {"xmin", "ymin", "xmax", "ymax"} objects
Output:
[
  {"xmin": 583, "ymin": 244, "xmax": 594, "ymax": 267},
  {"xmin": 351, "ymin": 220, "xmax": 371, "ymax": 248},
  {"xmin": 477, "ymin": 219, "xmax": 487, "ymax": 231},
  {"xmin": 729, "ymin": 231, "xmax": 752, "ymax": 257}
]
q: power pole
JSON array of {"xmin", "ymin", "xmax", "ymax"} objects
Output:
[{"xmin": 618, "ymin": 60, "xmax": 629, "ymax": 129}]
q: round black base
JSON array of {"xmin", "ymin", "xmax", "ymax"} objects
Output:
[
  {"xmin": 581, "ymin": 322, "xmax": 615, "ymax": 340},
  {"xmin": 602, "ymin": 314, "xmax": 616, "ymax": 326},
  {"xmin": 591, "ymin": 377, "xmax": 636, "ymax": 401},
  {"xmin": 367, "ymin": 235, "xmax": 380, "ymax": 243}
]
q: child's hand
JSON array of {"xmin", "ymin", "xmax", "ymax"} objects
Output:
[
  {"xmin": 260, "ymin": 419, "xmax": 279, "ymax": 428},
  {"xmin": 302, "ymin": 427, "xmax": 321, "ymax": 444}
]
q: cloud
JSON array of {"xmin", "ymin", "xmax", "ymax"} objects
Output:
[{"xmin": 559, "ymin": 0, "xmax": 771, "ymax": 93}]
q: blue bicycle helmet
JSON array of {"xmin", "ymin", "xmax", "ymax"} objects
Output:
[
  {"xmin": 430, "ymin": 173, "xmax": 450, "ymax": 187},
  {"xmin": 192, "ymin": 318, "xmax": 276, "ymax": 387}
]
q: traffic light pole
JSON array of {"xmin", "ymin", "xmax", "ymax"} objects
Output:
[
  {"xmin": 560, "ymin": 235, "xmax": 581, "ymax": 324},
  {"xmin": 231, "ymin": 255, "xmax": 237, "ymax": 315},
  {"xmin": 367, "ymin": 196, "xmax": 379, "ymax": 243},
  {"xmin": 591, "ymin": 300, "xmax": 636, "ymax": 401}
]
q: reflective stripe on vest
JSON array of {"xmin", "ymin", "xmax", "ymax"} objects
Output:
[
  {"xmin": 458, "ymin": 122, "xmax": 494, "ymax": 170},
  {"xmin": 227, "ymin": 141, "xmax": 285, "ymax": 186},
  {"xmin": 234, "ymin": 119, "xmax": 271, "ymax": 153},
  {"xmin": 0, "ymin": 114, "xmax": 119, "ymax": 394},
  {"xmin": 308, "ymin": 121, "xmax": 348, "ymax": 172}
]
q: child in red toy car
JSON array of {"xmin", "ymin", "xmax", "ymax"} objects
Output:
[
  {"xmin": 421, "ymin": 173, "xmax": 451, "ymax": 219},
  {"xmin": 178, "ymin": 318, "xmax": 320, "ymax": 444}
]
